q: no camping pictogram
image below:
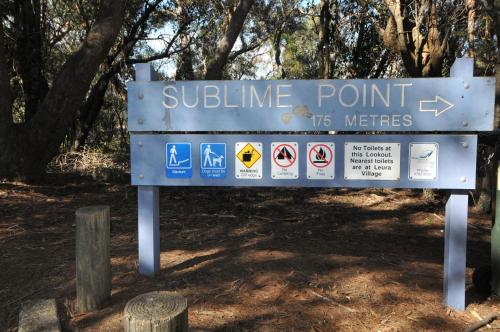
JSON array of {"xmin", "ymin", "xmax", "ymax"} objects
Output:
[
  {"xmin": 308, "ymin": 144, "xmax": 333, "ymax": 168},
  {"xmin": 272, "ymin": 143, "xmax": 297, "ymax": 168}
]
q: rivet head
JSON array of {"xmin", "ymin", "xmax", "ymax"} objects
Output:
[
  {"xmin": 463, "ymin": 83, "xmax": 470, "ymax": 89},
  {"xmin": 138, "ymin": 118, "xmax": 144, "ymax": 125},
  {"xmin": 460, "ymin": 176, "xmax": 466, "ymax": 183},
  {"xmin": 139, "ymin": 174, "xmax": 144, "ymax": 179},
  {"xmin": 462, "ymin": 142, "xmax": 469, "ymax": 148},
  {"xmin": 138, "ymin": 93, "xmax": 144, "ymax": 100},
  {"xmin": 462, "ymin": 121, "xmax": 468, "ymax": 127}
]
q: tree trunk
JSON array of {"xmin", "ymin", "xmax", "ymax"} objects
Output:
[
  {"xmin": 124, "ymin": 291, "xmax": 188, "ymax": 332},
  {"xmin": 466, "ymin": 0, "xmax": 477, "ymax": 58},
  {"xmin": 204, "ymin": 0, "xmax": 255, "ymax": 80},
  {"xmin": 14, "ymin": 0, "xmax": 49, "ymax": 122},
  {"xmin": 72, "ymin": 0, "xmax": 164, "ymax": 151},
  {"xmin": 0, "ymin": 0, "xmax": 125, "ymax": 180},
  {"xmin": 175, "ymin": 2, "xmax": 195, "ymax": 81},
  {"xmin": 76, "ymin": 206, "xmax": 111, "ymax": 313},
  {"xmin": 0, "ymin": 23, "xmax": 12, "ymax": 131},
  {"xmin": 72, "ymin": 73, "xmax": 112, "ymax": 150},
  {"xmin": 273, "ymin": 30, "xmax": 287, "ymax": 79},
  {"xmin": 318, "ymin": 0, "xmax": 332, "ymax": 79},
  {"xmin": 381, "ymin": 0, "xmax": 449, "ymax": 78}
]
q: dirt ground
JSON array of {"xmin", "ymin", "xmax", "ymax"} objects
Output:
[{"xmin": 1, "ymin": 178, "xmax": 499, "ymax": 331}]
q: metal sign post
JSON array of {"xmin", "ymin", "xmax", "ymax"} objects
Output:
[{"xmin": 129, "ymin": 58, "xmax": 496, "ymax": 310}]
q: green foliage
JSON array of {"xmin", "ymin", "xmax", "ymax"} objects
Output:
[
  {"xmin": 280, "ymin": 19, "xmax": 321, "ymax": 79},
  {"xmin": 2, "ymin": 0, "xmax": 497, "ymax": 160}
]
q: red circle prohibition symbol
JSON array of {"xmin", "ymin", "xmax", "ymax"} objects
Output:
[
  {"xmin": 308, "ymin": 144, "xmax": 333, "ymax": 168},
  {"xmin": 273, "ymin": 144, "xmax": 297, "ymax": 168}
]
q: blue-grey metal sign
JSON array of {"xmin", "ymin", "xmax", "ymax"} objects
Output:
[
  {"xmin": 129, "ymin": 58, "xmax": 491, "ymax": 311},
  {"xmin": 131, "ymin": 134, "xmax": 477, "ymax": 189},
  {"xmin": 128, "ymin": 66, "xmax": 495, "ymax": 132}
]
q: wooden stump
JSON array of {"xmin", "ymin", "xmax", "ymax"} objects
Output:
[
  {"xmin": 124, "ymin": 291, "xmax": 188, "ymax": 332},
  {"xmin": 76, "ymin": 205, "xmax": 111, "ymax": 313},
  {"xmin": 18, "ymin": 299, "xmax": 61, "ymax": 332}
]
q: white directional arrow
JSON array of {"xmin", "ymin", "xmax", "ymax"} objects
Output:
[{"xmin": 419, "ymin": 96, "xmax": 454, "ymax": 117}]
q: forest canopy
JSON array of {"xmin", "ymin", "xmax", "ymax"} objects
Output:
[{"xmin": 0, "ymin": 0, "xmax": 498, "ymax": 180}]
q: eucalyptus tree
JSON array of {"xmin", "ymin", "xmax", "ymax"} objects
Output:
[
  {"xmin": 372, "ymin": 0, "xmax": 467, "ymax": 77},
  {"xmin": 0, "ymin": 0, "xmax": 126, "ymax": 179},
  {"xmin": 0, "ymin": 0, "xmax": 187, "ymax": 178}
]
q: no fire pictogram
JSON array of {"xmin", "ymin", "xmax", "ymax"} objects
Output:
[
  {"xmin": 308, "ymin": 144, "xmax": 333, "ymax": 168},
  {"xmin": 307, "ymin": 142, "xmax": 335, "ymax": 179}
]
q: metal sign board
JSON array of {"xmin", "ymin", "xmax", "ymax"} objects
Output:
[
  {"xmin": 307, "ymin": 143, "xmax": 335, "ymax": 180},
  {"xmin": 131, "ymin": 134, "xmax": 477, "ymax": 189},
  {"xmin": 127, "ymin": 77, "xmax": 495, "ymax": 132},
  {"xmin": 271, "ymin": 142, "xmax": 299, "ymax": 179},
  {"xmin": 200, "ymin": 143, "xmax": 226, "ymax": 178},
  {"xmin": 165, "ymin": 143, "xmax": 191, "ymax": 178},
  {"xmin": 235, "ymin": 142, "xmax": 262, "ymax": 179},
  {"xmin": 344, "ymin": 142, "xmax": 401, "ymax": 180},
  {"xmin": 409, "ymin": 143, "xmax": 439, "ymax": 180},
  {"xmin": 129, "ymin": 59, "xmax": 490, "ymax": 311}
]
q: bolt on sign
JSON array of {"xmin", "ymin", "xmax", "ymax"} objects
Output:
[{"xmin": 128, "ymin": 58, "xmax": 496, "ymax": 312}]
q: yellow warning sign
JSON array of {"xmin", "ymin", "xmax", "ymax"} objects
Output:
[{"xmin": 236, "ymin": 143, "xmax": 261, "ymax": 168}]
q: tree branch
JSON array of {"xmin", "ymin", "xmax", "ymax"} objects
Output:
[
  {"xmin": 228, "ymin": 39, "xmax": 264, "ymax": 61},
  {"xmin": 108, "ymin": 0, "xmax": 164, "ymax": 64},
  {"xmin": 358, "ymin": 0, "xmax": 385, "ymax": 38},
  {"xmin": 205, "ymin": 0, "xmax": 255, "ymax": 80},
  {"xmin": 126, "ymin": 24, "xmax": 186, "ymax": 65},
  {"xmin": 27, "ymin": 0, "xmax": 126, "ymax": 157}
]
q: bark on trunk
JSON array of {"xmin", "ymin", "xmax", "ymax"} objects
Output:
[
  {"xmin": 72, "ymin": 72, "xmax": 113, "ymax": 150},
  {"xmin": 382, "ymin": 0, "xmax": 448, "ymax": 78},
  {"xmin": 72, "ymin": 0, "xmax": 164, "ymax": 151},
  {"xmin": 204, "ymin": 0, "xmax": 255, "ymax": 80},
  {"xmin": 318, "ymin": 0, "xmax": 332, "ymax": 79},
  {"xmin": 467, "ymin": 0, "xmax": 477, "ymax": 58},
  {"xmin": 175, "ymin": 2, "xmax": 195, "ymax": 81},
  {"xmin": 14, "ymin": 0, "xmax": 49, "ymax": 122},
  {"xmin": 0, "ymin": 0, "xmax": 125, "ymax": 180}
]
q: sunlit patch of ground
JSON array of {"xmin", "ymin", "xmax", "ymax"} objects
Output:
[{"xmin": 0, "ymin": 182, "xmax": 498, "ymax": 331}]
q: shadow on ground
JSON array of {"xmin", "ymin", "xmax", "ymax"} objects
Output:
[{"xmin": 0, "ymin": 183, "xmax": 495, "ymax": 331}]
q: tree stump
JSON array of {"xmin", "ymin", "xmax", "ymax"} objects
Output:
[
  {"xmin": 76, "ymin": 205, "xmax": 111, "ymax": 313},
  {"xmin": 123, "ymin": 291, "xmax": 188, "ymax": 332}
]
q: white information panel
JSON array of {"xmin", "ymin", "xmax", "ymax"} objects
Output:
[
  {"xmin": 307, "ymin": 142, "xmax": 335, "ymax": 180},
  {"xmin": 271, "ymin": 142, "xmax": 299, "ymax": 179},
  {"xmin": 235, "ymin": 142, "xmax": 263, "ymax": 179},
  {"xmin": 409, "ymin": 143, "xmax": 438, "ymax": 180},
  {"xmin": 344, "ymin": 142, "xmax": 401, "ymax": 180}
]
